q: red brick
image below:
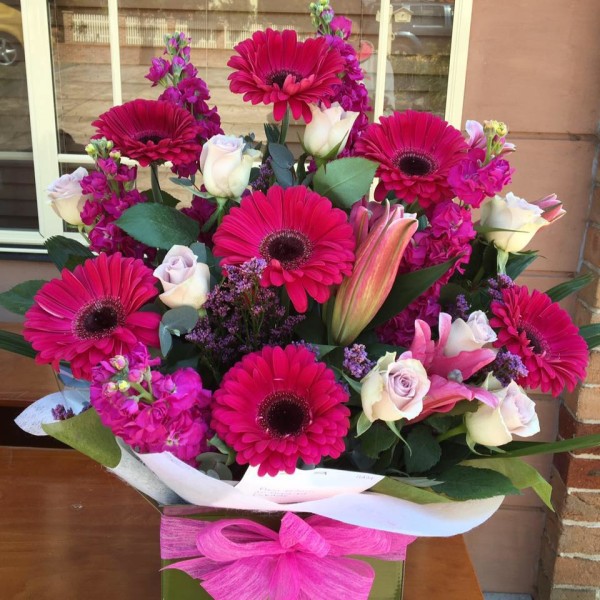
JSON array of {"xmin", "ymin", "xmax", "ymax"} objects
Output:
[
  {"xmin": 564, "ymin": 386, "xmax": 600, "ymax": 421},
  {"xmin": 554, "ymin": 453, "xmax": 600, "ymax": 489},
  {"xmin": 585, "ymin": 351, "xmax": 600, "ymax": 385},
  {"xmin": 550, "ymin": 590, "xmax": 599, "ymax": 600},
  {"xmin": 553, "ymin": 556, "xmax": 600, "ymax": 587},
  {"xmin": 558, "ymin": 523, "xmax": 600, "ymax": 554},
  {"xmin": 574, "ymin": 301, "xmax": 600, "ymax": 327},
  {"xmin": 583, "ymin": 226, "xmax": 600, "ymax": 269},
  {"xmin": 559, "ymin": 405, "xmax": 600, "ymax": 455}
]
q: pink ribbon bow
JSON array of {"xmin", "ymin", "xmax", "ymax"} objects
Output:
[{"xmin": 161, "ymin": 512, "xmax": 415, "ymax": 600}]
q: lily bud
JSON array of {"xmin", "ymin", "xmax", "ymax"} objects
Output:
[
  {"xmin": 303, "ymin": 103, "xmax": 358, "ymax": 160},
  {"xmin": 330, "ymin": 201, "xmax": 418, "ymax": 345},
  {"xmin": 531, "ymin": 193, "xmax": 566, "ymax": 223}
]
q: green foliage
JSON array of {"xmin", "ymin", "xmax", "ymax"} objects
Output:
[
  {"xmin": 159, "ymin": 306, "xmax": 200, "ymax": 356},
  {"xmin": 359, "ymin": 421, "xmax": 398, "ymax": 459},
  {"xmin": 268, "ymin": 143, "xmax": 295, "ymax": 188},
  {"xmin": 0, "ymin": 280, "xmax": 46, "ymax": 315},
  {"xmin": 44, "ymin": 236, "xmax": 94, "ymax": 271},
  {"xmin": 0, "ymin": 330, "xmax": 36, "ymax": 359},
  {"xmin": 494, "ymin": 433, "xmax": 600, "ymax": 458},
  {"xmin": 42, "ymin": 408, "xmax": 121, "ymax": 468},
  {"xmin": 313, "ymin": 157, "xmax": 378, "ymax": 209},
  {"xmin": 404, "ymin": 425, "xmax": 442, "ymax": 473},
  {"xmin": 546, "ymin": 272, "xmax": 594, "ymax": 302},
  {"xmin": 434, "ymin": 465, "xmax": 520, "ymax": 500},
  {"xmin": 370, "ymin": 477, "xmax": 453, "ymax": 504},
  {"xmin": 505, "ymin": 251, "xmax": 537, "ymax": 279},
  {"xmin": 579, "ymin": 324, "xmax": 600, "ymax": 350},
  {"xmin": 116, "ymin": 203, "xmax": 199, "ymax": 249}
]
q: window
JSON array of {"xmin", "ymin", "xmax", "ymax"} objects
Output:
[{"xmin": 0, "ymin": 0, "xmax": 472, "ymax": 250}]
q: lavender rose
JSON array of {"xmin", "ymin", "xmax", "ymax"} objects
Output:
[{"xmin": 47, "ymin": 167, "xmax": 89, "ymax": 226}]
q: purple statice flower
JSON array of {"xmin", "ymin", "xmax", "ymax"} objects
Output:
[
  {"xmin": 487, "ymin": 274, "xmax": 514, "ymax": 302},
  {"xmin": 90, "ymin": 343, "xmax": 211, "ymax": 466},
  {"xmin": 51, "ymin": 404, "xmax": 75, "ymax": 421},
  {"xmin": 293, "ymin": 340, "xmax": 321, "ymax": 359},
  {"xmin": 447, "ymin": 294, "xmax": 471, "ymax": 321},
  {"xmin": 251, "ymin": 158, "xmax": 274, "ymax": 194},
  {"xmin": 187, "ymin": 260, "xmax": 304, "ymax": 374},
  {"xmin": 485, "ymin": 349, "xmax": 529, "ymax": 387},
  {"xmin": 343, "ymin": 344, "xmax": 375, "ymax": 379}
]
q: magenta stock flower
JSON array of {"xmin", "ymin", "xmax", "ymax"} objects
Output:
[
  {"xmin": 24, "ymin": 254, "xmax": 161, "ymax": 381},
  {"xmin": 212, "ymin": 186, "xmax": 355, "ymax": 313},
  {"xmin": 227, "ymin": 29, "xmax": 345, "ymax": 122},
  {"xmin": 331, "ymin": 201, "xmax": 418, "ymax": 345},
  {"xmin": 490, "ymin": 286, "xmax": 588, "ymax": 396},
  {"xmin": 92, "ymin": 99, "xmax": 201, "ymax": 166},
  {"xmin": 212, "ymin": 345, "xmax": 350, "ymax": 476},
  {"xmin": 404, "ymin": 313, "xmax": 498, "ymax": 421},
  {"xmin": 355, "ymin": 110, "xmax": 467, "ymax": 207}
]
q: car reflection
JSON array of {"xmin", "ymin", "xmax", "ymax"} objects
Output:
[{"xmin": 0, "ymin": 2, "xmax": 22, "ymax": 67}]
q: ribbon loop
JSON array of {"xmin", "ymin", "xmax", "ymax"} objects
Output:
[{"xmin": 161, "ymin": 512, "xmax": 415, "ymax": 600}]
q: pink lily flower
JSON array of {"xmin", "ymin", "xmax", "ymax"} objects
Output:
[
  {"xmin": 403, "ymin": 313, "xmax": 498, "ymax": 422},
  {"xmin": 531, "ymin": 193, "xmax": 566, "ymax": 223},
  {"xmin": 330, "ymin": 201, "xmax": 418, "ymax": 345}
]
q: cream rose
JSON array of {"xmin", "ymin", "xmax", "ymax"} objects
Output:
[
  {"xmin": 444, "ymin": 311, "xmax": 497, "ymax": 357},
  {"xmin": 153, "ymin": 245, "xmax": 210, "ymax": 309},
  {"xmin": 361, "ymin": 352, "xmax": 430, "ymax": 422},
  {"xmin": 480, "ymin": 192, "xmax": 548, "ymax": 253},
  {"xmin": 47, "ymin": 167, "xmax": 89, "ymax": 226},
  {"xmin": 200, "ymin": 135, "xmax": 259, "ymax": 198},
  {"xmin": 303, "ymin": 103, "xmax": 359, "ymax": 159},
  {"xmin": 465, "ymin": 381, "xmax": 540, "ymax": 446}
]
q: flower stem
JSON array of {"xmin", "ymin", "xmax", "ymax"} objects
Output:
[
  {"xmin": 436, "ymin": 423, "xmax": 467, "ymax": 443},
  {"xmin": 279, "ymin": 107, "xmax": 290, "ymax": 145},
  {"xmin": 130, "ymin": 382, "xmax": 154, "ymax": 404},
  {"xmin": 150, "ymin": 163, "xmax": 163, "ymax": 204}
]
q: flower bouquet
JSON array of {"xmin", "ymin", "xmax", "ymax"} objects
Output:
[{"xmin": 4, "ymin": 2, "xmax": 600, "ymax": 599}]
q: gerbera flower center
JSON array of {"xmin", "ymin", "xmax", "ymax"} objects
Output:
[
  {"xmin": 74, "ymin": 298, "xmax": 126, "ymax": 340},
  {"xmin": 394, "ymin": 151, "xmax": 438, "ymax": 177},
  {"xmin": 259, "ymin": 229, "xmax": 313, "ymax": 270},
  {"xmin": 257, "ymin": 391, "xmax": 312, "ymax": 438},
  {"xmin": 517, "ymin": 322, "xmax": 550, "ymax": 355},
  {"xmin": 265, "ymin": 69, "xmax": 303, "ymax": 87},
  {"xmin": 133, "ymin": 129, "xmax": 167, "ymax": 144}
]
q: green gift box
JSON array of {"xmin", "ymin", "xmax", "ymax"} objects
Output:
[{"xmin": 159, "ymin": 506, "xmax": 405, "ymax": 600}]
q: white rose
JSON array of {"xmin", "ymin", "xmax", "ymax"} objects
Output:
[
  {"xmin": 480, "ymin": 192, "xmax": 548, "ymax": 253},
  {"xmin": 153, "ymin": 245, "xmax": 210, "ymax": 309},
  {"xmin": 47, "ymin": 167, "xmax": 89, "ymax": 226},
  {"xmin": 465, "ymin": 381, "xmax": 540, "ymax": 446},
  {"xmin": 303, "ymin": 103, "xmax": 359, "ymax": 159},
  {"xmin": 200, "ymin": 135, "xmax": 259, "ymax": 198},
  {"xmin": 444, "ymin": 311, "xmax": 497, "ymax": 357},
  {"xmin": 361, "ymin": 352, "xmax": 431, "ymax": 422}
]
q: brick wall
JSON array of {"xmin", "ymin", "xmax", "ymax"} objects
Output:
[{"xmin": 537, "ymin": 141, "xmax": 600, "ymax": 599}]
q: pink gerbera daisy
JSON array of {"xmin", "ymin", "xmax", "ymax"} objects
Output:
[
  {"xmin": 227, "ymin": 29, "xmax": 345, "ymax": 122},
  {"xmin": 212, "ymin": 185, "xmax": 355, "ymax": 313},
  {"xmin": 354, "ymin": 110, "xmax": 468, "ymax": 208},
  {"xmin": 23, "ymin": 253, "xmax": 161, "ymax": 381},
  {"xmin": 211, "ymin": 345, "xmax": 350, "ymax": 476},
  {"xmin": 490, "ymin": 286, "xmax": 588, "ymax": 396},
  {"xmin": 92, "ymin": 99, "xmax": 201, "ymax": 166}
]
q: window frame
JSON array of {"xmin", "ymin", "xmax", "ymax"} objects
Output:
[{"xmin": 0, "ymin": 0, "xmax": 473, "ymax": 252}]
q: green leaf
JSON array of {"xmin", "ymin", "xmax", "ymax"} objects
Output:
[
  {"xmin": 404, "ymin": 425, "xmax": 442, "ymax": 473},
  {"xmin": 209, "ymin": 434, "xmax": 236, "ymax": 466},
  {"xmin": 314, "ymin": 344, "xmax": 337, "ymax": 358},
  {"xmin": 264, "ymin": 123, "xmax": 281, "ymax": 144},
  {"xmin": 494, "ymin": 433, "xmax": 600, "ymax": 458},
  {"xmin": 42, "ymin": 408, "xmax": 120, "ymax": 468},
  {"xmin": 463, "ymin": 457, "xmax": 553, "ymax": 510},
  {"xmin": 434, "ymin": 465, "xmax": 520, "ymax": 500},
  {"xmin": 162, "ymin": 306, "xmax": 200, "ymax": 335},
  {"xmin": 579, "ymin": 324, "xmax": 600, "ymax": 350},
  {"xmin": 360, "ymin": 422, "xmax": 398, "ymax": 459},
  {"xmin": 0, "ymin": 280, "xmax": 46, "ymax": 315},
  {"xmin": 369, "ymin": 258, "xmax": 458, "ymax": 329},
  {"xmin": 356, "ymin": 412, "xmax": 372, "ymax": 436},
  {"xmin": 386, "ymin": 420, "xmax": 405, "ymax": 440},
  {"xmin": 116, "ymin": 203, "xmax": 199, "ymax": 250},
  {"xmin": 0, "ymin": 330, "xmax": 36, "ymax": 359},
  {"xmin": 313, "ymin": 157, "xmax": 378, "ymax": 209},
  {"xmin": 342, "ymin": 372, "xmax": 362, "ymax": 394},
  {"xmin": 44, "ymin": 236, "xmax": 94, "ymax": 271},
  {"xmin": 159, "ymin": 323, "xmax": 173, "ymax": 356},
  {"xmin": 370, "ymin": 477, "xmax": 453, "ymax": 504},
  {"xmin": 169, "ymin": 177, "xmax": 195, "ymax": 188},
  {"xmin": 268, "ymin": 143, "xmax": 294, "ymax": 168},
  {"xmin": 546, "ymin": 273, "xmax": 594, "ymax": 303},
  {"xmin": 505, "ymin": 251, "xmax": 537, "ymax": 279}
]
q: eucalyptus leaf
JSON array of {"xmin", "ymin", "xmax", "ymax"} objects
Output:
[
  {"xmin": 162, "ymin": 306, "xmax": 200, "ymax": 335},
  {"xmin": 0, "ymin": 280, "xmax": 46, "ymax": 315},
  {"xmin": 313, "ymin": 157, "xmax": 378, "ymax": 209},
  {"xmin": 159, "ymin": 323, "xmax": 173, "ymax": 356},
  {"xmin": 116, "ymin": 203, "xmax": 199, "ymax": 249}
]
